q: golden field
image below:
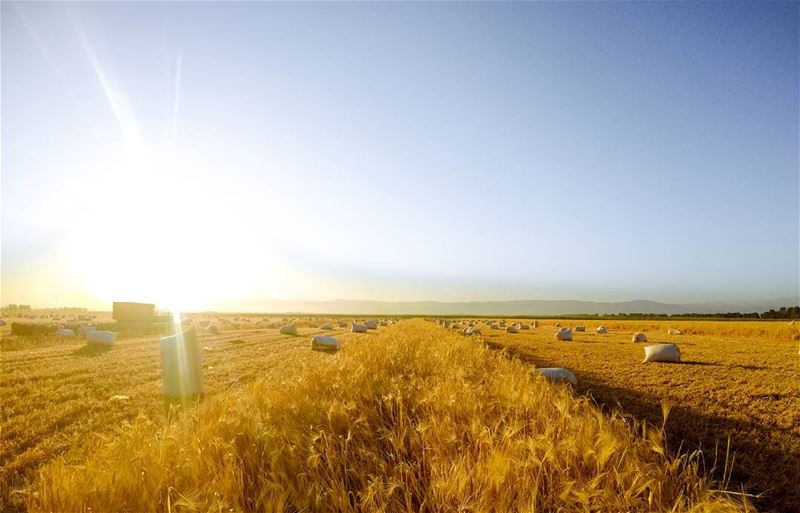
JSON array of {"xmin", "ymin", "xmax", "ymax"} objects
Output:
[
  {"xmin": 477, "ymin": 319, "xmax": 800, "ymax": 513},
  {"xmin": 0, "ymin": 314, "xmax": 361, "ymax": 511},
  {"xmin": 0, "ymin": 315, "xmax": 791, "ymax": 512}
]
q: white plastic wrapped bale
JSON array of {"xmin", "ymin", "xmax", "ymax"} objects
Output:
[
  {"xmin": 452, "ymin": 322, "xmax": 462, "ymax": 329},
  {"xmin": 520, "ymin": 324, "xmax": 530, "ymax": 330},
  {"xmin": 380, "ymin": 320, "xmax": 388, "ymax": 327},
  {"xmin": 205, "ymin": 325, "xmax": 219, "ymax": 334},
  {"xmin": 365, "ymin": 320, "xmax": 378, "ymax": 330},
  {"xmin": 490, "ymin": 324, "xmax": 500, "ymax": 330},
  {"xmin": 574, "ymin": 326, "xmax": 586, "ymax": 332},
  {"xmin": 57, "ymin": 328, "xmax": 75, "ymax": 336},
  {"xmin": 538, "ymin": 368, "xmax": 577, "ymax": 386},
  {"xmin": 280, "ymin": 324, "xmax": 298, "ymax": 335},
  {"xmin": 338, "ymin": 320, "xmax": 348, "ymax": 328},
  {"xmin": 86, "ymin": 331, "xmax": 117, "ymax": 345},
  {"xmin": 631, "ymin": 332, "xmax": 648, "ymax": 343},
  {"xmin": 667, "ymin": 328, "xmax": 682, "ymax": 335},
  {"xmin": 351, "ymin": 323, "xmax": 368, "ymax": 333},
  {"xmin": 554, "ymin": 328, "xmax": 573, "ymax": 341},
  {"xmin": 312, "ymin": 335, "xmax": 340, "ymax": 353},
  {"xmin": 160, "ymin": 329, "xmax": 204, "ymax": 397},
  {"xmin": 596, "ymin": 326, "xmax": 608, "ymax": 334},
  {"xmin": 79, "ymin": 326, "xmax": 96, "ymax": 335},
  {"xmin": 320, "ymin": 323, "xmax": 333, "ymax": 330},
  {"xmin": 463, "ymin": 327, "xmax": 482, "ymax": 336},
  {"xmin": 506, "ymin": 326, "xmax": 519, "ymax": 334},
  {"xmin": 643, "ymin": 343, "xmax": 681, "ymax": 363}
]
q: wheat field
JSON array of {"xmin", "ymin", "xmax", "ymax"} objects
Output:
[{"xmin": 1, "ymin": 316, "xmax": 765, "ymax": 512}]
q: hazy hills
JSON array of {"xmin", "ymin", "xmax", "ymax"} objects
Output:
[{"xmin": 216, "ymin": 297, "xmax": 799, "ymax": 316}]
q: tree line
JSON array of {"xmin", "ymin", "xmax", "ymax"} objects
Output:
[{"xmin": 601, "ymin": 306, "xmax": 800, "ymax": 320}]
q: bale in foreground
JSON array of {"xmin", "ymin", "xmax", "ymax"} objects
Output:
[{"xmin": 29, "ymin": 321, "xmax": 751, "ymax": 513}]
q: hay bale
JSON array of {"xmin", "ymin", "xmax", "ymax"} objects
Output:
[
  {"xmin": 79, "ymin": 326, "xmax": 96, "ymax": 335},
  {"xmin": 667, "ymin": 328, "xmax": 682, "ymax": 335},
  {"xmin": 574, "ymin": 326, "xmax": 586, "ymax": 332},
  {"xmin": 312, "ymin": 335, "xmax": 340, "ymax": 353},
  {"xmin": 280, "ymin": 324, "xmax": 298, "ymax": 336},
  {"xmin": 365, "ymin": 320, "xmax": 378, "ymax": 330},
  {"xmin": 596, "ymin": 326, "xmax": 608, "ymax": 334},
  {"xmin": 538, "ymin": 368, "xmax": 577, "ymax": 385},
  {"xmin": 555, "ymin": 328, "xmax": 572, "ymax": 341},
  {"xmin": 351, "ymin": 323, "xmax": 368, "ymax": 333},
  {"xmin": 490, "ymin": 324, "xmax": 500, "ymax": 330},
  {"xmin": 643, "ymin": 343, "xmax": 681, "ymax": 363},
  {"xmin": 205, "ymin": 325, "xmax": 219, "ymax": 334},
  {"xmin": 631, "ymin": 332, "xmax": 648, "ymax": 343},
  {"xmin": 338, "ymin": 320, "xmax": 348, "ymax": 328},
  {"xmin": 506, "ymin": 326, "xmax": 519, "ymax": 334},
  {"xmin": 532, "ymin": 321, "xmax": 539, "ymax": 328},
  {"xmin": 463, "ymin": 327, "xmax": 481, "ymax": 335},
  {"xmin": 320, "ymin": 323, "xmax": 333, "ymax": 330},
  {"xmin": 0, "ymin": 319, "xmax": 6, "ymax": 326},
  {"xmin": 86, "ymin": 331, "xmax": 117, "ymax": 345},
  {"xmin": 520, "ymin": 324, "xmax": 530, "ymax": 330},
  {"xmin": 57, "ymin": 328, "xmax": 75, "ymax": 336},
  {"xmin": 160, "ymin": 330, "xmax": 204, "ymax": 397}
]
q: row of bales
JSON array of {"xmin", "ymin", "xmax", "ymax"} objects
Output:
[
  {"xmin": 194, "ymin": 317, "xmax": 400, "ymax": 396},
  {"xmin": 433, "ymin": 318, "xmax": 579, "ymax": 385},
  {"xmin": 8, "ymin": 320, "xmax": 119, "ymax": 342},
  {"xmin": 4, "ymin": 304, "xmax": 400, "ymax": 401},
  {"xmin": 434, "ymin": 318, "xmax": 688, "ymax": 385}
]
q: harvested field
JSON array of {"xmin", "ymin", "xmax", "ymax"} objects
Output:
[
  {"xmin": 0, "ymin": 316, "xmax": 362, "ymax": 512},
  {"xmin": 479, "ymin": 319, "xmax": 800, "ymax": 513},
  {"xmin": 2, "ymin": 318, "xmax": 755, "ymax": 512}
]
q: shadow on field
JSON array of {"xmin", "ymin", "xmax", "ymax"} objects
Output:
[
  {"xmin": 483, "ymin": 340, "xmax": 800, "ymax": 513},
  {"xmin": 72, "ymin": 344, "xmax": 113, "ymax": 357},
  {"xmin": 673, "ymin": 360, "xmax": 722, "ymax": 366}
]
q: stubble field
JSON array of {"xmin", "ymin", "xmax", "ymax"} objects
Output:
[
  {"xmin": 0, "ymin": 314, "xmax": 796, "ymax": 512},
  {"xmin": 476, "ymin": 318, "xmax": 800, "ymax": 513}
]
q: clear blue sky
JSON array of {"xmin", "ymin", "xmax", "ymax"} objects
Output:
[{"xmin": 2, "ymin": 2, "xmax": 798, "ymax": 309}]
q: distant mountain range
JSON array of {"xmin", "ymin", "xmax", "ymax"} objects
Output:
[{"xmin": 215, "ymin": 296, "xmax": 799, "ymax": 316}]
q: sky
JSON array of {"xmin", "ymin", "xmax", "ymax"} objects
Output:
[{"xmin": 2, "ymin": 2, "xmax": 799, "ymax": 311}]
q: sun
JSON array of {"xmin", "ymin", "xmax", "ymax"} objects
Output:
[{"xmin": 67, "ymin": 145, "xmax": 263, "ymax": 313}]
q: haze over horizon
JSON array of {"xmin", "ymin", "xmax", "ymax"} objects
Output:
[{"xmin": 3, "ymin": 2, "xmax": 799, "ymax": 311}]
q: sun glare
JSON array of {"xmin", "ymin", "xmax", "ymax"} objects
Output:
[{"xmin": 67, "ymin": 145, "xmax": 264, "ymax": 312}]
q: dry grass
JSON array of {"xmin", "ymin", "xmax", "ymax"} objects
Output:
[
  {"xmin": 479, "ymin": 318, "xmax": 800, "ymax": 513},
  {"xmin": 0, "ymin": 316, "xmax": 358, "ymax": 512},
  {"xmin": 4, "ymin": 319, "xmax": 753, "ymax": 512}
]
